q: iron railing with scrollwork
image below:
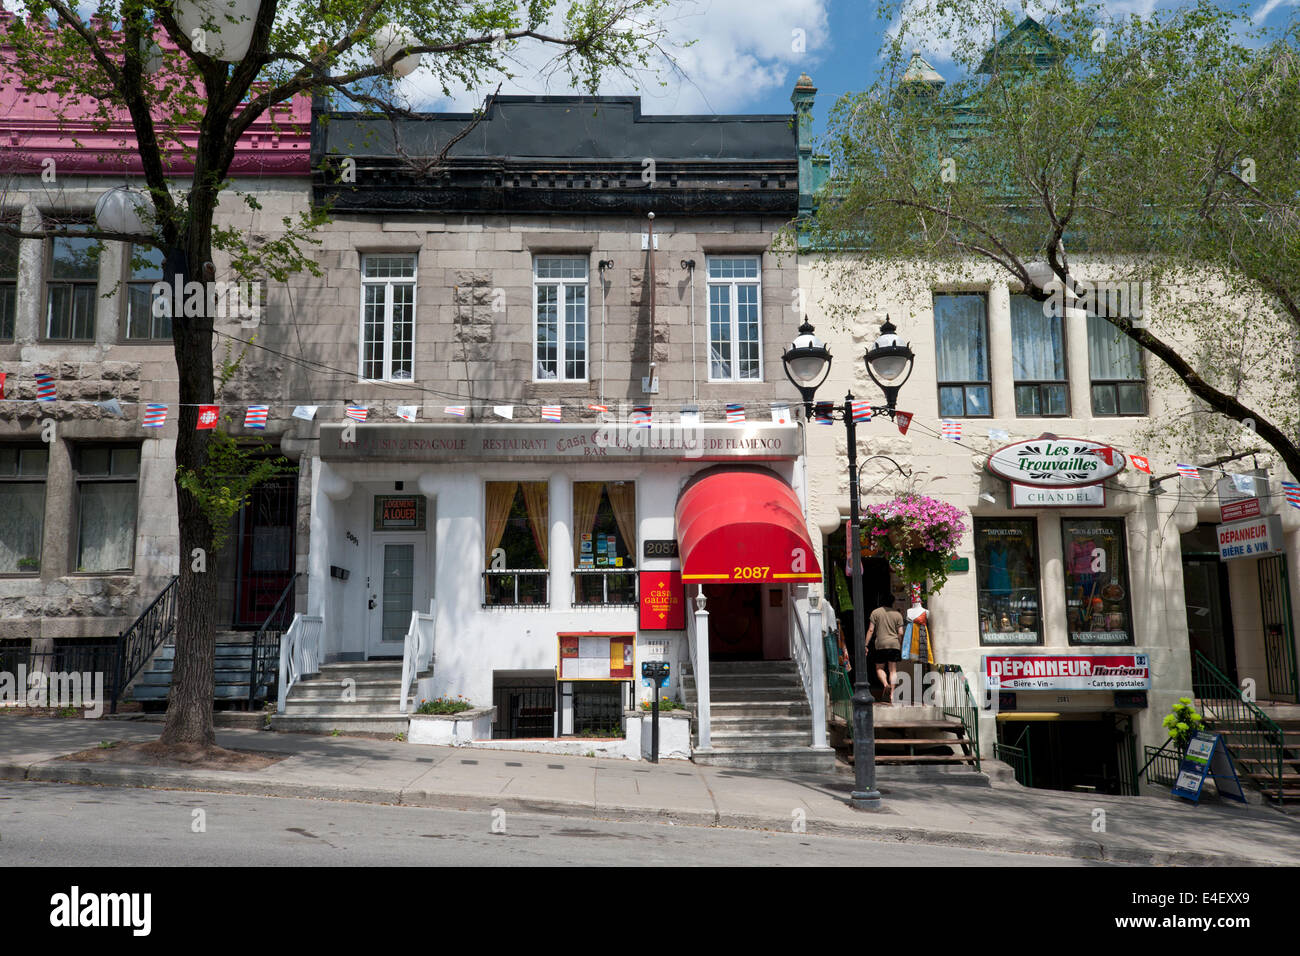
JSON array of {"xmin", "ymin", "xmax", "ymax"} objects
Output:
[
  {"xmin": 112, "ymin": 576, "xmax": 179, "ymax": 714},
  {"xmin": 248, "ymin": 573, "xmax": 300, "ymax": 707}
]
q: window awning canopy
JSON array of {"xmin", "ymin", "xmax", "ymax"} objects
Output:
[{"xmin": 674, "ymin": 470, "xmax": 822, "ymax": 584}]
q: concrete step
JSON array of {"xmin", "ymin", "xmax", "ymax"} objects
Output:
[
  {"xmin": 702, "ymin": 687, "xmax": 808, "ymax": 703},
  {"xmin": 287, "ymin": 682, "xmax": 407, "ymax": 701},
  {"xmin": 707, "ymin": 716, "xmax": 811, "ymax": 734},
  {"xmin": 318, "ymin": 662, "xmax": 404, "ymax": 679},
  {"xmin": 704, "ymin": 731, "xmax": 813, "ymax": 749},
  {"xmin": 132, "ymin": 684, "xmax": 253, "ymax": 701},
  {"xmin": 269, "ymin": 713, "xmax": 410, "ymax": 735},
  {"xmin": 699, "ymin": 701, "xmax": 812, "ymax": 718},
  {"xmin": 681, "ymin": 675, "xmax": 804, "ymax": 691},
  {"xmin": 692, "ymin": 747, "xmax": 836, "ymax": 773},
  {"xmin": 283, "ymin": 698, "xmax": 407, "ymax": 716}
]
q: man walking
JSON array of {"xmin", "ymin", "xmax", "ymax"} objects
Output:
[{"xmin": 866, "ymin": 593, "xmax": 905, "ymax": 704}]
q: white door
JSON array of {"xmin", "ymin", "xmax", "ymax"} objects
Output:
[{"xmin": 367, "ymin": 536, "xmax": 426, "ymax": 659}]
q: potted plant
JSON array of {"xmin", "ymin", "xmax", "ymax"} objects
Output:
[
  {"xmin": 1162, "ymin": 697, "xmax": 1205, "ymax": 754},
  {"xmin": 862, "ymin": 493, "xmax": 967, "ymax": 596}
]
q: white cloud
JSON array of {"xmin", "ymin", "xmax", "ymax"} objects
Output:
[{"xmin": 396, "ymin": 0, "xmax": 831, "ymax": 114}]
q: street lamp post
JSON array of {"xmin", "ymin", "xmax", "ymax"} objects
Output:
[{"xmin": 783, "ymin": 316, "xmax": 914, "ymax": 811}]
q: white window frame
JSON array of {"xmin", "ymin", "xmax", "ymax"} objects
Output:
[
  {"xmin": 358, "ymin": 253, "xmax": 417, "ymax": 382},
  {"xmin": 532, "ymin": 256, "xmax": 589, "ymax": 383},
  {"xmin": 705, "ymin": 255, "xmax": 763, "ymax": 382}
]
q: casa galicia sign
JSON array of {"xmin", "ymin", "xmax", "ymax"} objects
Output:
[{"xmin": 986, "ymin": 436, "xmax": 1126, "ymax": 488}]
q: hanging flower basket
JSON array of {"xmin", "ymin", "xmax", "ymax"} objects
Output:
[{"xmin": 862, "ymin": 493, "xmax": 967, "ymax": 596}]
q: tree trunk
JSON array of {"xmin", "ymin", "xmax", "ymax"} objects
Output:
[{"xmin": 158, "ymin": 249, "xmax": 218, "ymax": 749}]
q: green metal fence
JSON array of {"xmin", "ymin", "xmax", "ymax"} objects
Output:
[
  {"xmin": 1193, "ymin": 649, "xmax": 1284, "ymax": 803},
  {"xmin": 938, "ymin": 664, "xmax": 981, "ymax": 771},
  {"xmin": 994, "ymin": 724, "xmax": 1032, "ymax": 787}
]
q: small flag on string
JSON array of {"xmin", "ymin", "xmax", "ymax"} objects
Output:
[
  {"xmin": 941, "ymin": 420, "xmax": 962, "ymax": 442},
  {"xmin": 988, "ymin": 428, "xmax": 1010, "ymax": 443},
  {"xmin": 197, "ymin": 405, "xmax": 220, "ymax": 430},
  {"xmin": 345, "ymin": 405, "xmax": 368, "ymax": 422},
  {"xmin": 396, "ymin": 405, "xmax": 419, "ymax": 422},
  {"xmin": 96, "ymin": 398, "xmax": 124, "ymax": 418},
  {"xmin": 1281, "ymin": 480, "xmax": 1300, "ymax": 509},
  {"xmin": 814, "ymin": 401, "xmax": 834, "ymax": 425},
  {"xmin": 493, "ymin": 405, "xmax": 514, "ymax": 420},
  {"xmin": 292, "ymin": 405, "xmax": 318, "ymax": 421},
  {"xmin": 34, "ymin": 373, "xmax": 55, "ymax": 401},
  {"xmin": 142, "ymin": 404, "xmax": 168, "ymax": 428},
  {"xmin": 725, "ymin": 402, "xmax": 745, "ymax": 424},
  {"xmin": 850, "ymin": 400, "xmax": 872, "ymax": 423},
  {"xmin": 244, "ymin": 405, "xmax": 269, "ymax": 429},
  {"xmin": 443, "ymin": 405, "xmax": 467, "ymax": 417},
  {"xmin": 771, "ymin": 403, "xmax": 790, "ymax": 425},
  {"xmin": 1230, "ymin": 473, "xmax": 1257, "ymax": 495},
  {"xmin": 0, "ymin": 371, "xmax": 6, "ymax": 399},
  {"xmin": 541, "ymin": 405, "xmax": 562, "ymax": 423},
  {"xmin": 588, "ymin": 403, "xmax": 609, "ymax": 414},
  {"xmin": 1127, "ymin": 454, "xmax": 1152, "ymax": 474},
  {"xmin": 679, "ymin": 405, "xmax": 699, "ymax": 427},
  {"xmin": 631, "ymin": 405, "xmax": 652, "ymax": 428},
  {"xmin": 895, "ymin": 411, "xmax": 913, "ymax": 435},
  {"xmin": 1176, "ymin": 463, "xmax": 1201, "ymax": 480},
  {"xmin": 1093, "ymin": 446, "xmax": 1115, "ymax": 466}
]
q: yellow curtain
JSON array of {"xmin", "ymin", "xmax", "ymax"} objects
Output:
[
  {"xmin": 605, "ymin": 481, "xmax": 637, "ymax": 561},
  {"xmin": 520, "ymin": 481, "xmax": 549, "ymax": 567},
  {"xmin": 572, "ymin": 482, "xmax": 604, "ymax": 562},
  {"xmin": 484, "ymin": 482, "xmax": 516, "ymax": 566}
]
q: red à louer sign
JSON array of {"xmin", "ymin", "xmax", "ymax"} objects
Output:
[{"xmin": 983, "ymin": 654, "xmax": 1150, "ymax": 690}]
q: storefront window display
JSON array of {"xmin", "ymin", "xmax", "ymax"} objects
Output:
[
  {"xmin": 1062, "ymin": 517, "xmax": 1134, "ymax": 645},
  {"xmin": 974, "ymin": 519, "xmax": 1042, "ymax": 645}
]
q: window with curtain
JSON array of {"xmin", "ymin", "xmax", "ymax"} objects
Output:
[
  {"xmin": 360, "ymin": 254, "xmax": 416, "ymax": 381},
  {"xmin": 534, "ymin": 257, "xmax": 587, "ymax": 381},
  {"xmin": 573, "ymin": 481, "xmax": 637, "ymax": 605},
  {"xmin": 933, "ymin": 293, "xmax": 991, "ymax": 416},
  {"xmin": 1087, "ymin": 313, "xmax": 1147, "ymax": 415},
  {"xmin": 125, "ymin": 243, "xmax": 170, "ymax": 339},
  {"xmin": 1062, "ymin": 517, "xmax": 1135, "ymax": 645},
  {"xmin": 974, "ymin": 518, "xmax": 1042, "ymax": 646},
  {"xmin": 0, "ymin": 225, "xmax": 17, "ymax": 340},
  {"xmin": 483, "ymin": 481, "xmax": 549, "ymax": 606},
  {"xmin": 76, "ymin": 445, "xmax": 139, "ymax": 573},
  {"xmin": 0, "ymin": 446, "xmax": 48, "ymax": 573},
  {"xmin": 1010, "ymin": 294, "xmax": 1068, "ymax": 416},
  {"xmin": 706, "ymin": 256, "xmax": 762, "ymax": 381}
]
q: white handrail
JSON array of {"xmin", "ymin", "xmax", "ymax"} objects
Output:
[
  {"xmin": 791, "ymin": 591, "xmax": 829, "ymax": 750},
  {"xmin": 277, "ymin": 613, "xmax": 323, "ymax": 713},
  {"xmin": 399, "ymin": 602, "xmax": 436, "ymax": 714}
]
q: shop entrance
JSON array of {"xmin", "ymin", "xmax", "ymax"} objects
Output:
[
  {"xmin": 705, "ymin": 583, "xmax": 763, "ymax": 659},
  {"xmin": 996, "ymin": 714, "xmax": 1138, "ymax": 796},
  {"xmin": 1180, "ymin": 524, "xmax": 1237, "ymax": 684}
]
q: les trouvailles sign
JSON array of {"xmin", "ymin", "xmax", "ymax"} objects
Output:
[{"xmin": 986, "ymin": 435, "xmax": 1127, "ymax": 488}]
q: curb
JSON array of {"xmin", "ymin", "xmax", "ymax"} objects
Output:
[{"xmin": 1, "ymin": 759, "xmax": 1284, "ymax": 866}]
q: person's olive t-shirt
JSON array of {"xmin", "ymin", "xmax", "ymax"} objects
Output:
[{"xmin": 869, "ymin": 607, "xmax": 904, "ymax": 650}]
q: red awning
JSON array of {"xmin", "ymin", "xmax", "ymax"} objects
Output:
[{"xmin": 675, "ymin": 470, "xmax": 822, "ymax": 584}]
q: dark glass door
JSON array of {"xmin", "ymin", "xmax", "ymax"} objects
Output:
[
  {"xmin": 1181, "ymin": 557, "xmax": 1237, "ymax": 685},
  {"xmin": 705, "ymin": 583, "xmax": 763, "ymax": 659},
  {"xmin": 233, "ymin": 475, "xmax": 296, "ymax": 627}
]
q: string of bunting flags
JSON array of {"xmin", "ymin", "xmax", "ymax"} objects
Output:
[{"xmin": 1, "ymin": 368, "xmax": 1297, "ymax": 508}]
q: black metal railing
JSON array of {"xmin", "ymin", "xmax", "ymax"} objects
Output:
[
  {"xmin": 995, "ymin": 724, "xmax": 1032, "ymax": 786},
  {"xmin": 571, "ymin": 569, "xmax": 637, "ymax": 606},
  {"xmin": 492, "ymin": 684, "xmax": 555, "ymax": 738},
  {"xmin": 1140, "ymin": 738, "xmax": 1180, "ymax": 787},
  {"xmin": 1, "ymin": 640, "xmax": 119, "ymax": 711},
  {"xmin": 482, "ymin": 570, "xmax": 548, "ymax": 607},
  {"xmin": 112, "ymin": 575, "xmax": 179, "ymax": 714},
  {"xmin": 248, "ymin": 572, "xmax": 300, "ymax": 707}
]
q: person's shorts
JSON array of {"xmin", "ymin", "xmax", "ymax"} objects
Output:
[{"xmin": 873, "ymin": 648, "xmax": 902, "ymax": 663}]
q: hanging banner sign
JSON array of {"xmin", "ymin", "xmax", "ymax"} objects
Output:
[
  {"xmin": 639, "ymin": 571, "xmax": 685, "ymax": 630},
  {"xmin": 1216, "ymin": 515, "xmax": 1284, "ymax": 561},
  {"xmin": 987, "ymin": 436, "xmax": 1126, "ymax": 488},
  {"xmin": 983, "ymin": 653, "xmax": 1150, "ymax": 691}
]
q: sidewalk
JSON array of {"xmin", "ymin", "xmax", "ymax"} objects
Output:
[{"xmin": 2, "ymin": 716, "xmax": 1298, "ymax": 865}]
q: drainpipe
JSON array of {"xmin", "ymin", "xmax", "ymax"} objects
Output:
[
  {"xmin": 682, "ymin": 258, "xmax": 697, "ymax": 403},
  {"xmin": 644, "ymin": 211, "xmax": 657, "ymax": 393},
  {"xmin": 598, "ymin": 259, "xmax": 613, "ymax": 406}
]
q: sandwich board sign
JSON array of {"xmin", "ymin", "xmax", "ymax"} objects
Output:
[{"xmin": 1170, "ymin": 731, "xmax": 1246, "ymax": 804}]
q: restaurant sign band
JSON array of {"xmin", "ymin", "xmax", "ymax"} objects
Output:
[
  {"xmin": 983, "ymin": 654, "xmax": 1151, "ymax": 691},
  {"xmin": 987, "ymin": 436, "xmax": 1124, "ymax": 507}
]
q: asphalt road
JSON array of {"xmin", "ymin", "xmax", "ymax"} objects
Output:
[{"xmin": 0, "ymin": 780, "xmax": 1101, "ymax": 866}]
